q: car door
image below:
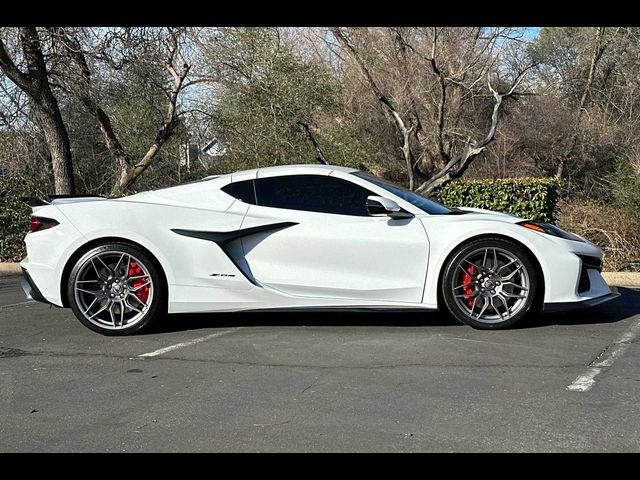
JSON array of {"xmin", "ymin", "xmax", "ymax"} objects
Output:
[{"xmin": 238, "ymin": 172, "xmax": 429, "ymax": 303}]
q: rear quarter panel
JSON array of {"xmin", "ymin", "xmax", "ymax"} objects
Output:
[{"xmin": 48, "ymin": 197, "xmax": 252, "ymax": 309}]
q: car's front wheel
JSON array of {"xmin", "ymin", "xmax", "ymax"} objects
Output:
[
  {"xmin": 441, "ymin": 238, "xmax": 539, "ymax": 329},
  {"xmin": 67, "ymin": 243, "xmax": 163, "ymax": 335}
]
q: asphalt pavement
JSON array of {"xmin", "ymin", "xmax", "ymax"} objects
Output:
[{"xmin": 1, "ymin": 274, "xmax": 639, "ymax": 452}]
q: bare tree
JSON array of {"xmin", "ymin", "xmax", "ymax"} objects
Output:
[
  {"xmin": 51, "ymin": 27, "xmax": 193, "ymax": 195},
  {"xmin": 415, "ymin": 67, "xmax": 532, "ymax": 195},
  {"xmin": 111, "ymin": 31, "xmax": 191, "ymax": 195},
  {"xmin": 0, "ymin": 27, "xmax": 75, "ymax": 194},
  {"xmin": 330, "ymin": 27, "xmax": 534, "ymax": 195},
  {"xmin": 556, "ymin": 27, "xmax": 608, "ymax": 179},
  {"xmin": 331, "ymin": 27, "xmax": 417, "ymax": 189}
]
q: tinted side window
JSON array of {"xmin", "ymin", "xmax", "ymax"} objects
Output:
[
  {"xmin": 221, "ymin": 180, "xmax": 256, "ymax": 204},
  {"xmin": 254, "ymin": 175, "xmax": 373, "ymax": 216}
]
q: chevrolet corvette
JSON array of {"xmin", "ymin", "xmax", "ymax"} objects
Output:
[{"xmin": 20, "ymin": 164, "xmax": 619, "ymax": 335}]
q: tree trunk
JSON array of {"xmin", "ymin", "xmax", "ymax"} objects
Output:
[
  {"xmin": 32, "ymin": 95, "xmax": 75, "ymax": 195},
  {"xmin": 111, "ymin": 141, "xmax": 164, "ymax": 196},
  {"xmin": 299, "ymin": 122, "xmax": 329, "ymax": 165},
  {"xmin": 0, "ymin": 27, "xmax": 75, "ymax": 194}
]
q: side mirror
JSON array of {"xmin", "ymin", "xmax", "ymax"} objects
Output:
[{"xmin": 366, "ymin": 195, "xmax": 414, "ymax": 219}]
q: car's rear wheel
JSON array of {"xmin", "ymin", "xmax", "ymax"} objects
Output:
[
  {"xmin": 67, "ymin": 243, "xmax": 163, "ymax": 335},
  {"xmin": 441, "ymin": 238, "xmax": 539, "ymax": 329}
]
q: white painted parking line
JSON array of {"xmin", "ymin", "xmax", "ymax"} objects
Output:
[
  {"xmin": 567, "ymin": 367, "xmax": 602, "ymax": 392},
  {"xmin": 567, "ymin": 318, "xmax": 640, "ymax": 392},
  {"xmin": 137, "ymin": 327, "xmax": 243, "ymax": 358}
]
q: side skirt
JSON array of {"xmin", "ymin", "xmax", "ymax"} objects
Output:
[{"xmin": 237, "ymin": 306, "xmax": 438, "ymax": 313}]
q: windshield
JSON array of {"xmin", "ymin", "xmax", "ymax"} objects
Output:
[{"xmin": 352, "ymin": 171, "xmax": 454, "ymax": 215}]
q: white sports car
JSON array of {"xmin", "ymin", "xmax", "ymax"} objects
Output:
[{"xmin": 20, "ymin": 164, "xmax": 618, "ymax": 335}]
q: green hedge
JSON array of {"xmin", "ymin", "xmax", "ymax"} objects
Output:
[
  {"xmin": 438, "ymin": 177, "xmax": 560, "ymax": 223},
  {"xmin": 0, "ymin": 175, "xmax": 33, "ymax": 262}
]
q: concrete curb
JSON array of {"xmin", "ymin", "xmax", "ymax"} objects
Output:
[
  {"xmin": 0, "ymin": 263, "xmax": 21, "ymax": 276},
  {"xmin": 601, "ymin": 272, "xmax": 640, "ymax": 287},
  {"xmin": 1, "ymin": 262, "xmax": 640, "ymax": 285}
]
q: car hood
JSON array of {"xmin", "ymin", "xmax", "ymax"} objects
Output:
[{"xmin": 453, "ymin": 207, "xmax": 523, "ymax": 223}]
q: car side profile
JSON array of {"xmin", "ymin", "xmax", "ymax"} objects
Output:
[{"xmin": 20, "ymin": 164, "xmax": 619, "ymax": 335}]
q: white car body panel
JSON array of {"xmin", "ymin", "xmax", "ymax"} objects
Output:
[
  {"xmin": 241, "ymin": 206, "xmax": 429, "ymax": 302},
  {"xmin": 20, "ymin": 164, "xmax": 617, "ymax": 317}
]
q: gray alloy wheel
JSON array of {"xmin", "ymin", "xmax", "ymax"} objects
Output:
[
  {"xmin": 67, "ymin": 243, "xmax": 163, "ymax": 335},
  {"xmin": 442, "ymin": 238, "xmax": 539, "ymax": 329}
]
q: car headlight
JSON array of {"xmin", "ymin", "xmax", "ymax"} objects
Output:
[{"xmin": 517, "ymin": 220, "xmax": 585, "ymax": 243}]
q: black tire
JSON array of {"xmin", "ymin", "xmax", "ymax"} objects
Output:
[
  {"xmin": 67, "ymin": 242, "xmax": 164, "ymax": 336},
  {"xmin": 441, "ymin": 238, "xmax": 539, "ymax": 330}
]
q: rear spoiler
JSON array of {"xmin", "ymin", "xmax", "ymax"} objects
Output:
[
  {"xmin": 21, "ymin": 194, "xmax": 105, "ymax": 207},
  {"xmin": 48, "ymin": 194, "xmax": 105, "ymax": 201},
  {"xmin": 21, "ymin": 197, "xmax": 50, "ymax": 207}
]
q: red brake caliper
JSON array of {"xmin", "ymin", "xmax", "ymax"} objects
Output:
[
  {"xmin": 128, "ymin": 261, "xmax": 149, "ymax": 303},
  {"xmin": 461, "ymin": 265, "xmax": 476, "ymax": 308}
]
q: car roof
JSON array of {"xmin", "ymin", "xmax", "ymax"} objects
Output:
[
  {"xmin": 259, "ymin": 164, "xmax": 358, "ymax": 174},
  {"xmin": 217, "ymin": 164, "xmax": 358, "ymax": 181}
]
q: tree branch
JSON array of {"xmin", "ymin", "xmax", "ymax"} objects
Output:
[
  {"xmin": 330, "ymin": 27, "xmax": 415, "ymax": 188},
  {"xmin": 299, "ymin": 122, "xmax": 329, "ymax": 165},
  {"xmin": 57, "ymin": 30, "xmax": 133, "ymax": 173},
  {"xmin": 0, "ymin": 35, "xmax": 33, "ymax": 94},
  {"xmin": 414, "ymin": 65, "xmax": 534, "ymax": 196}
]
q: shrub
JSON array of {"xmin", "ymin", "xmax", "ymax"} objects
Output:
[
  {"xmin": 611, "ymin": 160, "xmax": 640, "ymax": 222},
  {"xmin": 556, "ymin": 199, "xmax": 640, "ymax": 272},
  {"xmin": 438, "ymin": 177, "xmax": 560, "ymax": 223},
  {"xmin": 0, "ymin": 175, "xmax": 32, "ymax": 262}
]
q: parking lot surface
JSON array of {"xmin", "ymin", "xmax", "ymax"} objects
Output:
[{"xmin": 1, "ymin": 274, "xmax": 639, "ymax": 452}]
